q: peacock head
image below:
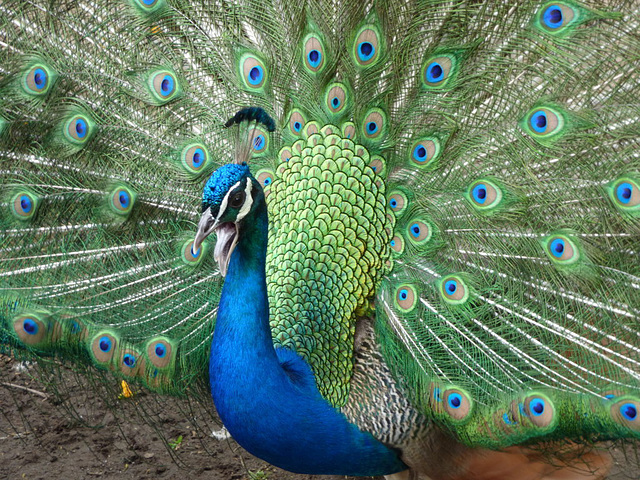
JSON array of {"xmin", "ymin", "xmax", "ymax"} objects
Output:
[{"xmin": 193, "ymin": 162, "xmax": 263, "ymax": 276}]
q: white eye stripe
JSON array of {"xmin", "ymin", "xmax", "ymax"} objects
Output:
[
  {"xmin": 236, "ymin": 178, "xmax": 254, "ymax": 222},
  {"xmin": 216, "ymin": 178, "xmax": 254, "ymax": 223},
  {"xmin": 216, "ymin": 180, "xmax": 242, "ymax": 223}
]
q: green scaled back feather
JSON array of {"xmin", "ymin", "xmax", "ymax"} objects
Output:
[{"xmin": 1, "ymin": 0, "xmax": 640, "ymax": 477}]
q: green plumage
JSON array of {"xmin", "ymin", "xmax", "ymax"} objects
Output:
[{"xmin": 1, "ymin": 0, "xmax": 639, "ymax": 477}]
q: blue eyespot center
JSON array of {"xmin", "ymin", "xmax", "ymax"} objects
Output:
[
  {"xmin": 308, "ymin": 49, "xmax": 321, "ymax": 67},
  {"xmin": 191, "ymin": 246, "xmax": 200, "ymax": 258},
  {"xmin": 71, "ymin": 322, "xmax": 81, "ymax": 334},
  {"xmin": 192, "ymin": 149, "xmax": 204, "ymax": 167},
  {"xmin": 543, "ymin": 6, "xmax": 563, "ymax": 28},
  {"xmin": 367, "ymin": 121, "xmax": 378, "ymax": 134},
  {"xmin": 358, "ymin": 41, "xmax": 375, "ymax": 61},
  {"xmin": 332, "ymin": 97, "xmax": 340, "ymax": 108},
  {"xmin": 550, "ymin": 238, "xmax": 565, "ymax": 257},
  {"xmin": 426, "ymin": 62, "xmax": 444, "ymax": 83},
  {"xmin": 34, "ymin": 68, "xmax": 46, "ymax": 89},
  {"xmin": 445, "ymin": 280, "xmax": 457, "ymax": 294},
  {"xmin": 23, "ymin": 318, "xmax": 38, "ymax": 335},
  {"xmin": 161, "ymin": 75, "xmax": 174, "ymax": 94},
  {"xmin": 155, "ymin": 343, "xmax": 167, "ymax": 358},
  {"xmin": 248, "ymin": 66, "xmax": 264, "ymax": 85},
  {"xmin": 434, "ymin": 387, "xmax": 442, "ymax": 402},
  {"xmin": 123, "ymin": 354, "xmax": 136, "ymax": 367},
  {"xmin": 413, "ymin": 145, "xmax": 427, "ymax": 162},
  {"xmin": 99, "ymin": 336, "xmax": 112, "ymax": 353},
  {"xmin": 263, "ymin": 177, "xmax": 272, "ymax": 186},
  {"xmin": 530, "ymin": 398, "xmax": 545, "ymax": 416},
  {"xmin": 390, "ymin": 198, "xmax": 398, "ymax": 208},
  {"xmin": 616, "ymin": 182, "xmax": 633, "ymax": 204},
  {"xmin": 411, "ymin": 224, "xmax": 420, "ymax": 237},
  {"xmin": 75, "ymin": 119, "xmax": 87, "ymax": 138},
  {"xmin": 20, "ymin": 195, "xmax": 32, "ymax": 213},
  {"xmin": 472, "ymin": 184, "xmax": 487, "ymax": 204},
  {"xmin": 503, "ymin": 413, "xmax": 515, "ymax": 425},
  {"xmin": 448, "ymin": 393, "xmax": 462, "ymax": 409},
  {"xmin": 254, "ymin": 135, "xmax": 265, "ymax": 150},
  {"xmin": 399, "ymin": 289, "xmax": 408, "ymax": 300},
  {"xmin": 530, "ymin": 110, "xmax": 548, "ymax": 133},
  {"xmin": 621, "ymin": 403, "xmax": 638, "ymax": 421},
  {"xmin": 293, "ymin": 121, "xmax": 301, "ymax": 132},
  {"xmin": 390, "ymin": 239, "xmax": 396, "ymax": 247},
  {"xmin": 119, "ymin": 192, "xmax": 130, "ymax": 208}
]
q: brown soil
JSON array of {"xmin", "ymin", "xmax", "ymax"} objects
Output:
[
  {"xmin": 0, "ymin": 355, "xmax": 377, "ymax": 480},
  {"xmin": 1, "ymin": 355, "xmax": 637, "ymax": 480}
]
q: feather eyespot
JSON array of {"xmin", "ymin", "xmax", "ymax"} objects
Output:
[
  {"xmin": 523, "ymin": 394, "xmax": 556, "ymax": 428},
  {"xmin": 63, "ymin": 114, "xmax": 94, "ymax": 145},
  {"xmin": 12, "ymin": 313, "xmax": 49, "ymax": 346},
  {"xmin": 288, "ymin": 110, "xmax": 306, "ymax": 136},
  {"xmin": 247, "ymin": 127, "xmax": 269, "ymax": 155},
  {"xmin": 422, "ymin": 55, "xmax": 455, "ymax": 89},
  {"xmin": 406, "ymin": 220, "xmax": 432, "ymax": 245},
  {"xmin": 388, "ymin": 191, "xmax": 408, "ymax": 215},
  {"xmin": 110, "ymin": 186, "xmax": 136, "ymax": 216},
  {"xmin": 181, "ymin": 238, "xmax": 204, "ymax": 266},
  {"xmin": 443, "ymin": 388, "xmax": 473, "ymax": 422},
  {"xmin": 279, "ymin": 146, "xmax": 293, "ymax": 163},
  {"xmin": 240, "ymin": 54, "xmax": 267, "ymax": 91},
  {"xmin": 120, "ymin": 348, "xmax": 145, "ymax": 376},
  {"xmin": 353, "ymin": 26, "xmax": 381, "ymax": 67},
  {"xmin": 123, "ymin": 353, "xmax": 136, "ymax": 367},
  {"xmin": 342, "ymin": 123, "xmax": 356, "ymax": 140},
  {"xmin": 440, "ymin": 275, "xmax": 469, "ymax": 304},
  {"xmin": 521, "ymin": 106, "xmax": 564, "ymax": 143},
  {"xmin": 369, "ymin": 155, "xmax": 386, "ymax": 176},
  {"xmin": 529, "ymin": 109, "xmax": 559, "ymax": 134},
  {"xmin": 468, "ymin": 179, "xmax": 502, "ymax": 211},
  {"xmin": 325, "ymin": 83, "xmax": 348, "ymax": 115},
  {"xmin": 411, "ymin": 138, "xmax": 440, "ymax": 168},
  {"xmin": 23, "ymin": 63, "xmax": 56, "ymax": 96},
  {"xmin": 181, "ymin": 143, "xmax": 209, "ymax": 175},
  {"xmin": 303, "ymin": 34, "xmax": 325, "ymax": 73},
  {"xmin": 134, "ymin": 0, "xmax": 164, "ymax": 10},
  {"xmin": 609, "ymin": 177, "xmax": 640, "ymax": 214},
  {"xmin": 11, "ymin": 191, "xmax": 38, "ymax": 220},
  {"xmin": 610, "ymin": 399, "xmax": 640, "ymax": 431},
  {"xmin": 361, "ymin": 108, "xmax": 386, "ymax": 140},
  {"xmin": 91, "ymin": 332, "xmax": 117, "ymax": 365},
  {"xmin": 256, "ymin": 168, "xmax": 275, "ymax": 191},
  {"xmin": 146, "ymin": 337, "xmax": 174, "ymax": 369},
  {"xmin": 538, "ymin": 3, "xmax": 577, "ymax": 33},
  {"xmin": 395, "ymin": 284, "xmax": 418, "ymax": 312},
  {"xmin": 543, "ymin": 234, "xmax": 579, "ymax": 265},
  {"xmin": 148, "ymin": 70, "xmax": 180, "ymax": 104},
  {"xmin": 390, "ymin": 234, "xmax": 405, "ymax": 255}
]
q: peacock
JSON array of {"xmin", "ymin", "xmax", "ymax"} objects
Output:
[{"xmin": 1, "ymin": 0, "xmax": 639, "ymax": 479}]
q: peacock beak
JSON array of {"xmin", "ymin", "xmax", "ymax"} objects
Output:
[
  {"xmin": 193, "ymin": 208, "xmax": 215, "ymax": 255},
  {"xmin": 193, "ymin": 208, "xmax": 238, "ymax": 277},
  {"xmin": 212, "ymin": 222, "xmax": 238, "ymax": 277}
]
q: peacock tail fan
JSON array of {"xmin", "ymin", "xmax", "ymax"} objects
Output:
[{"xmin": 1, "ymin": 0, "xmax": 639, "ymax": 476}]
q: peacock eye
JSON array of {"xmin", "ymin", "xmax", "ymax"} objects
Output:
[{"xmin": 230, "ymin": 191, "xmax": 246, "ymax": 209}]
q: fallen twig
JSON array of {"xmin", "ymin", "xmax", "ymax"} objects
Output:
[{"xmin": 1, "ymin": 382, "xmax": 48, "ymax": 399}]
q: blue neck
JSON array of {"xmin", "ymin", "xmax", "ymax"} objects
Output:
[{"xmin": 209, "ymin": 199, "xmax": 406, "ymax": 476}]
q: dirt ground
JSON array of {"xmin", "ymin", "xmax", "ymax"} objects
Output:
[
  {"xmin": 1, "ymin": 354, "xmax": 637, "ymax": 480},
  {"xmin": 0, "ymin": 355, "xmax": 374, "ymax": 480}
]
